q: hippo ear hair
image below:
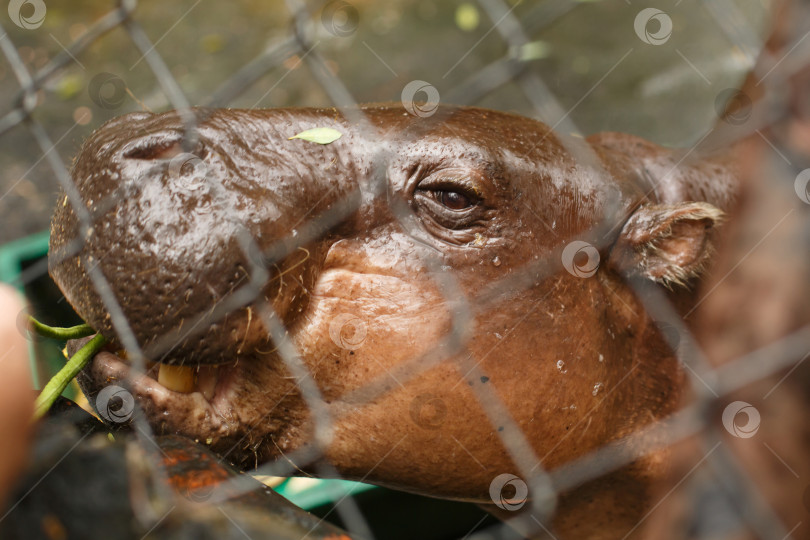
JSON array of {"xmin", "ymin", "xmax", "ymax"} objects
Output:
[{"xmin": 609, "ymin": 201, "xmax": 724, "ymax": 288}]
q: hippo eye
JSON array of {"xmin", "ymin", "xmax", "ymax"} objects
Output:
[
  {"xmin": 413, "ymin": 168, "xmax": 488, "ymax": 235},
  {"xmin": 436, "ymin": 189, "xmax": 473, "ymax": 211}
]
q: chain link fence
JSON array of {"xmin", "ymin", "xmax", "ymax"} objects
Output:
[{"xmin": 1, "ymin": 0, "xmax": 809, "ymax": 538}]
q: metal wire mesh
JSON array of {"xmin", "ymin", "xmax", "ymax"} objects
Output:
[{"xmin": 1, "ymin": 0, "xmax": 809, "ymax": 538}]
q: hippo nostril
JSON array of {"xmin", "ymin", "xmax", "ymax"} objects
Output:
[{"xmin": 125, "ymin": 140, "xmax": 185, "ymax": 161}]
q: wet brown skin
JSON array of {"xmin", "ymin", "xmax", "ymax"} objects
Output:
[{"xmin": 49, "ymin": 104, "xmax": 740, "ymax": 539}]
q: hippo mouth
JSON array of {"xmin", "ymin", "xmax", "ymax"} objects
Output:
[
  {"xmin": 78, "ymin": 340, "xmax": 243, "ymax": 429},
  {"xmin": 73, "ymin": 332, "xmax": 301, "ymax": 461},
  {"xmin": 93, "ymin": 346, "xmax": 235, "ymax": 402}
]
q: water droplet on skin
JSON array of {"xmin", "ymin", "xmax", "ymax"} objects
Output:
[
  {"xmin": 592, "ymin": 382, "xmax": 604, "ymax": 396},
  {"xmin": 556, "ymin": 360, "xmax": 567, "ymax": 374},
  {"xmin": 492, "ymin": 256, "xmax": 501, "ymax": 267}
]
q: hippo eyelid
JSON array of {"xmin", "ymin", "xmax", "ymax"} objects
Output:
[
  {"xmin": 419, "ymin": 187, "xmax": 478, "ymax": 212},
  {"xmin": 413, "ymin": 190, "xmax": 489, "ymax": 238},
  {"xmin": 415, "ymin": 168, "xmax": 486, "ymax": 198}
]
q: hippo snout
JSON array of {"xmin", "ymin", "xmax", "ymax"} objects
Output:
[{"xmin": 49, "ymin": 108, "xmax": 360, "ymax": 367}]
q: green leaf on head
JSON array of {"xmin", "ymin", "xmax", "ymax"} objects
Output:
[{"xmin": 288, "ymin": 127, "xmax": 343, "ymax": 145}]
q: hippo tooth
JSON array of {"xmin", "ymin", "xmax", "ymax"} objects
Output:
[
  {"xmin": 196, "ymin": 365, "xmax": 219, "ymax": 400},
  {"xmin": 157, "ymin": 364, "xmax": 196, "ymax": 393}
]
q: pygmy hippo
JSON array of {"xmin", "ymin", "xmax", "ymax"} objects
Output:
[{"xmin": 48, "ymin": 105, "xmax": 738, "ymax": 539}]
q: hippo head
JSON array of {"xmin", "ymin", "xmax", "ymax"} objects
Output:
[{"xmin": 49, "ymin": 105, "xmax": 734, "ymax": 536}]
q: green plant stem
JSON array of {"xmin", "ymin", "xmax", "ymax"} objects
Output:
[
  {"xmin": 29, "ymin": 316, "xmax": 96, "ymax": 340},
  {"xmin": 33, "ymin": 333, "xmax": 108, "ymax": 420}
]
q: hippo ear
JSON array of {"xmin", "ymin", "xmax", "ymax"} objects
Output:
[{"xmin": 609, "ymin": 202, "xmax": 724, "ymax": 287}]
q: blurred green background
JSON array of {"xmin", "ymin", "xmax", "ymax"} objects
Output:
[{"xmin": 0, "ymin": 0, "xmax": 771, "ymax": 246}]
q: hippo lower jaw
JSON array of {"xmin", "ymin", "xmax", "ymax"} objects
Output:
[
  {"xmin": 83, "ymin": 349, "xmax": 242, "ymax": 437},
  {"xmin": 77, "ymin": 340, "xmax": 311, "ymax": 465}
]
